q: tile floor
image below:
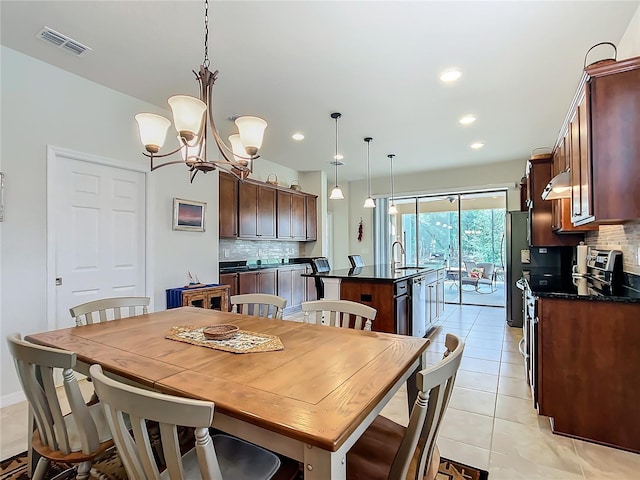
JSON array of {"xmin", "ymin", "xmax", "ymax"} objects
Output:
[{"xmin": 1, "ymin": 304, "xmax": 639, "ymax": 479}]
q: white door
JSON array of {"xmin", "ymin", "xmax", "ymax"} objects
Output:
[{"xmin": 52, "ymin": 152, "xmax": 146, "ymax": 329}]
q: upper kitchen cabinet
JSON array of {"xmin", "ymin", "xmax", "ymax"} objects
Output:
[
  {"xmin": 556, "ymin": 55, "xmax": 640, "ymax": 226},
  {"xmin": 277, "ymin": 190, "xmax": 307, "ymax": 240},
  {"xmin": 239, "ymin": 181, "xmax": 277, "ymax": 239},
  {"xmin": 527, "ymin": 154, "xmax": 583, "ymax": 247},
  {"xmin": 305, "ymin": 195, "xmax": 317, "ymax": 241},
  {"xmin": 219, "ymin": 172, "xmax": 238, "ymax": 238}
]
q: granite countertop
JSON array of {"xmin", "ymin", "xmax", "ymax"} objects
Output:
[
  {"xmin": 220, "ymin": 258, "xmax": 312, "ymax": 274},
  {"xmin": 532, "ymin": 287, "xmax": 640, "ymax": 303},
  {"xmin": 303, "ymin": 263, "xmax": 446, "ymax": 281},
  {"xmin": 527, "ymin": 272, "xmax": 640, "ymax": 304}
]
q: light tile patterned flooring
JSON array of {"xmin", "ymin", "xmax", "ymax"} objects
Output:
[
  {"xmin": 2, "ymin": 304, "xmax": 639, "ymax": 478},
  {"xmin": 378, "ymin": 304, "xmax": 640, "ymax": 479}
]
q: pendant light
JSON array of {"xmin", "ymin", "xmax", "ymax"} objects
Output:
[
  {"xmin": 329, "ymin": 112, "xmax": 344, "ymax": 200},
  {"xmin": 388, "ymin": 154, "xmax": 398, "ymax": 215},
  {"xmin": 363, "ymin": 137, "xmax": 375, "ymax": 208}
]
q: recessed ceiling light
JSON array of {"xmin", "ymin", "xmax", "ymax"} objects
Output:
[
  {"xmin": 292, "ymin": 133, "xmax": 304, "ymax": 141},
  {"xmin": 471, "ymin": 142, "xmax": 485, "ymax": 149},
  {"xmin": 440, "ymin": 69, "xmax": 462, "ymax": 83},
  {"xmin": 459, "ymin": 115, "xmax": 476, "ymax": 125},
  {"xmin": 334, "ymin": 154, "xmax": 344, "ymax": 161}
]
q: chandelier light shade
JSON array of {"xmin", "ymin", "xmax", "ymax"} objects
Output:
[
  {"xmin": 363, "ymin": 137, "xmax": 375, "ymax": 208},
  {"xmin": 134, "ymin": 113, "xmax": 172, "ymax": 153},
  {"xmin": 135, "ymin": 0, "xmax": 267, "ymax": 183},
  {"xmin": 329, "ymin": 112, "xmax": 344, "ymax": 200},
  {"xmin": 388, "ymin": 154, "xmax": 398, "ymax": 215}
]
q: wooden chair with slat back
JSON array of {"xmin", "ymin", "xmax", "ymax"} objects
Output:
[
  {"xmin": 89, "ymin": 364, "xmax": 301, "ymax": 480},
  {"xmin": 69, "ymin": 296, "xmax": 150, "ymax": 326},
  {"xmin": 230, "ymin": 293, "xmax": 287, "ymax": 319},
  {"xmin": 301, "ymin": 299, "xmax": 377, "ymax": 331},
  {"xmin": 6, "ymin": 333, "xmax": 115, "ymax": 480},
  {"xmin": 346, "ymin": 333, "xmax": 465, "ymax": 480}
]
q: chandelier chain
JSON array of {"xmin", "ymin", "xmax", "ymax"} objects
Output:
[{"xmin": 203, "ymin": 0, "xmax": 210, "ymax": 68}]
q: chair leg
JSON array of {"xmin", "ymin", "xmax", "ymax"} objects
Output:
[
  {"xmin": 75, "ymin": 461, "xmax": 92, "ymax": 480},
  {"xmin": 31, "ymin": 457, "xmax": 51, "ymax": 480}
]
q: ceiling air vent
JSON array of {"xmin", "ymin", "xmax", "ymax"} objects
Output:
[{"xmin": 35, "ymin": 27, "xmax": 92, "ymax": 57}]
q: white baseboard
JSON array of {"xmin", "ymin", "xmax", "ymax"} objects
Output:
[{"xmin": 0, "ymin": 389, "xmax": 25, "ymax": 409}]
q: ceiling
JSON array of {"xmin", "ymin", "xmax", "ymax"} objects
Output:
[{"xmin": 1, "ymin": 1, "xmax": 637, "ymax": 182}]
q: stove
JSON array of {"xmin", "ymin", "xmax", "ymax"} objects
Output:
[{"xmin": 573, "ymin": 249, "xmax": 623, "ymax": 296}]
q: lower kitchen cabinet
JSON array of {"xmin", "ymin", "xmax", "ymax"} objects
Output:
[
  {"xmin": 536, "ymin": 297, "xmax": 640, "ymax": 453},
  {"xmin": 277, "ymin": 265, "xmax": 307, "ymax": 313},
  {"xmin": 340, "ymin": 279, "xmax": 402, "ymax": 335},
  {"xmin": 238, "ymin": 269, "xmax": 277, "ymax": 296},
  {"xmin": 219, "ymin": 273, "xmax": 238, "ymax": 299}
]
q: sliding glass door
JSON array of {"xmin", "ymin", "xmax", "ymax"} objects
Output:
[{"xmin": 379, "ymin": 191, "xmax": 506, "ymax": 307}]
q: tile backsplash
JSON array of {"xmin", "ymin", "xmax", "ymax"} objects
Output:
[
  {"xmin": 585, "ymin": 220, "xmax": 640, "ymax": 275},
  {"xmin": 219, "ymin": 239, "xmax": 302, "ymax": 262}
]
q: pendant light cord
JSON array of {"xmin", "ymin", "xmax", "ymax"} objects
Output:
[
  {"xmin": 366, "ymin": 138, "xmax": 372, "ymax": 197},
  {"xmin": 388, "ymin": 154, "xmax": 395, "ymax": 203},
  {"xmin": 203, "ymin": 0, "xmax": 210, "ymax": 68},
  {"xmin": 335, "ymin": 115, "xmax": 339, "ymax": 187}
]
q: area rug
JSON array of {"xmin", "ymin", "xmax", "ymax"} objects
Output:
[{"xmin": 1, "ymin": 450, "xmax": 488, "ymax": 480}]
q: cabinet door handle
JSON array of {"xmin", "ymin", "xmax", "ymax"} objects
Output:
[{"xmin": 518, "ymin": 337, "xmax": 527, "ymax": 358}]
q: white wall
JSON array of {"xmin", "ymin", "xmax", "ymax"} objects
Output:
[
  {"xmin": 618, "ymin": 1, "xmax": 640, "ymax": 59},
  {"xmin": 0, "ymin": 47, "xmax": 220, "ymax": 404},
  {"xmin": 339, "ymin": 158, "xmax": 525, "ymax": 267}
]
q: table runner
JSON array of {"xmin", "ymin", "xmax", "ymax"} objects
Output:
[{"xmin": 165, "ymin": 325, "xmax": 284, "ymax": 353}]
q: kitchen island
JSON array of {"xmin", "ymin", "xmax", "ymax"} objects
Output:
[{"xmin": 305, "ymin": 263, "xmax": 446, "ymax": 336}]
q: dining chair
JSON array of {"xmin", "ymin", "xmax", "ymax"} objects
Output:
[
  {"xmin": 346, "ymin": 333, "xmax": 464, "ymax": 480},
  {"xmin": 230, "ymin": 293, "xmax": 287, "ymax": 319},
  {"xmin": 69, "ymin": 296, "xmax": 150, "ymax": 326},
  {"xmin": 6, "ymin": 333, "xmax": 115, "ymax": 480},
  {"xmin": 89, "ymin": 364, "xmax": 300, "ymax": 480},
  {"xmin": 301, "ymin": 299, "xmax": 377, "ymax": 331}
]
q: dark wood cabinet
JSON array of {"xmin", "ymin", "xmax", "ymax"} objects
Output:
[
  {"xmin": 305, "ymin": 196, "xmax": 317, "ymax": 241},
  {"xmin": 340, "ymin": 279, "xmax": 406, "ymax": 335},
  {"xmin": 551, "ymin": 123, "xmax": 597, "ymax": 234},
  {"xmin": 277, "ymin": 191, "xmax": 306, "ymax": 240},
  {"xmin": 221, "ymin": 175, "xmax": 317, "ymax": 242},
  {"xmin": 219, "ymin": 173, "xmax": 238, "ymax": 238},
  {"xmin": 537, "ymin": 297, "xmax": 640, "ymax": 453},
  {"xmin": 526, "ymin": 155, "xmax": 583, "ymax": 247},
  {"xmin": 239, "ymin": 182, "xmax": 277, "ymax": 239},
  {"xmin": 219, "ymin": 273, "xmax": 238, "ymax": 302},
  {"xmin": 277, "ymin": 265, "xmax": 307, "ymax": 312},
  {"xmin": 238, "ymin": 269, "xmax": 277, "ymax": 295},
  {"xmin": 553, "ymin": 56, "xmax": 640, "ymax": 226}
]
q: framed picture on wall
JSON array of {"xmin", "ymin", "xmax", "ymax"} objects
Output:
[{"xmin": 173, "ymin": 198, "xmax": 206, "ymax": 232}]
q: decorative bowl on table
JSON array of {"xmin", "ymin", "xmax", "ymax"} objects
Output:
[{"xmin": 203, "ymin": 324, "xmax": 239, "ymax": 340}]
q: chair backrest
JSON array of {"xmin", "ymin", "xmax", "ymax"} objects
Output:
[
  {"xmin": 230, "ymin": 293, "xmax": 287, "ymax": 319},
  {"xmin": 463, "ymin": 260, "xmax": 477, "ymax": 274},
  {"xmin": 301, "ymin": 299, "xmax": 377, "ymax": 331},
  {"xmin": 348, "ymin": 255, "xmax": 365, "ymax": 268},
  {"xmin": 310, "ymin": 257, "xmax": 331, "ymax": 273},
  {"xmin": 477, "ymin": 262, "xmax": 495, "ymax": 279},
  {"xmin": 70, "ymin": 296, "xmax": 150, "ymax": 326},
  {"xmin": 390, "ymin": 333, "xmax": 464, "ymax": 479},
  {"xmin": 88, "ymin": 364, "xmax": 223, "ymax": 480},
  {"xmin": 6, "ymin": 333, "xmax": 101, "ymax": 455}
]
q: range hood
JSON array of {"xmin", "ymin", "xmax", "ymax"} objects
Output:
[{"xmin": 541, "ymin": 170, "xmax": 571, "ymax": 200}]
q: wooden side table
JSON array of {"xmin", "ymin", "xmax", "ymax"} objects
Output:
[{"xmin": 165, "ymin": 284, "xmax": 231, "ymax": 311}]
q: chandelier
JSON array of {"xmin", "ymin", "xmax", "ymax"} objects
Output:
[
  {"xmin": 329, "ymin": 112, "xmax": 344, "ymax": 200},
  {"xmin": 134, "ymin": 0, "xmax": 267, "ymax": 183}
]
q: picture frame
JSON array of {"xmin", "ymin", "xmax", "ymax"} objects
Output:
[{"xmin": 173, "ymin": 198, "xmax": 206, "ymax": 232}]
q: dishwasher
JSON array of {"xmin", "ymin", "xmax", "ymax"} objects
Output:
[{"xmin": 411, "ymin": 275, "xmax": 427, "ymax": 337}]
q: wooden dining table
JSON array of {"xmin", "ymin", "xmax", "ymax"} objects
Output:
[{"xmin": 27, "ymin": 307, "xmax": 430, "ymax": 480}]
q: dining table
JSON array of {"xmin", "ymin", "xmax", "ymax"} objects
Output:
[{"xmin": 26, "ymin": 306, "xmax": 431, "ymax": 480}]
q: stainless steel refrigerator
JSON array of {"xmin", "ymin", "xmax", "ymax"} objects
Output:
[
  {"xmin": 506, "ymin": 211, "xmax": 529, "ymax": 327},
  {"xmin": 506, "ymin": 211, "xmax": 573, "ymax": 327}
]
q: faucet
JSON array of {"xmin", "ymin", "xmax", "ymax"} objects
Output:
[{"xmin": 391, "ymin": 240, "xmax": 406, "ymax": 269}]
